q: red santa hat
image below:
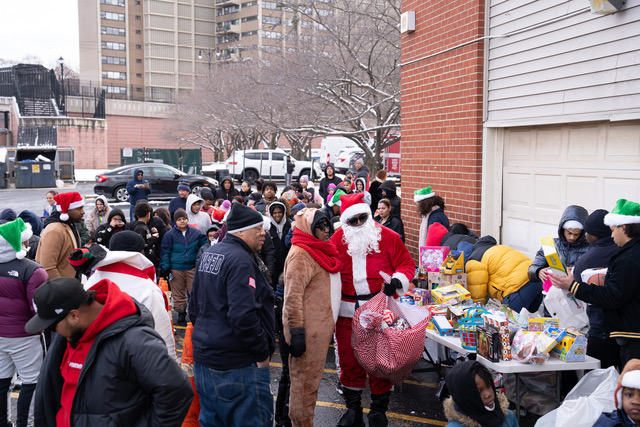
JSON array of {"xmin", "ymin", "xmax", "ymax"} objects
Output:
[
  {"xmin": 340, "ymin": 193, "xmax": 371, "ymax": 225},
  {"xmin": 54, "ymin": 192, "xmax": 84, "ymax": 221}
]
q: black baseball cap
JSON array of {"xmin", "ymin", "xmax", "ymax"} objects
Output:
[{"xmin": 25, "ymin": 277, "xmax": 88, "ymax": 334}]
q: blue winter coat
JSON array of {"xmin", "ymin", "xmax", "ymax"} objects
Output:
[
  {"xmin": 126, "ymin": 168, "xmax": 151, "ymax": 206},
  {"xmin": 528, "ymin": 205, "xmax": 591, "ymax": 281},
  {"xmin": 594, "ymin": 409, "xmax": 635, "ymax": 426},
  {"xmin": 160, "ymin": 226, "xmax": 208, "ymax": 272}
]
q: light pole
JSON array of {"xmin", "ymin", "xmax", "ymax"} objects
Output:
[
  {"xmin": 198, "ymin": 49, "xmax": 214, "ymax": 76},
  {"xmin": 57, "ymin": 56, "xmax": 65, "ymax": 115}
]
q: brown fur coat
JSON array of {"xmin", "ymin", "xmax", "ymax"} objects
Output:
[{"xmin": 443, "ymin": 392, "xmax": 511, "ymax": 427}]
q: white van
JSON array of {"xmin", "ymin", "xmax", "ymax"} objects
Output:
[{"xmin": 319, "ymin": 136, "xmax": 359, "ymax": 168}]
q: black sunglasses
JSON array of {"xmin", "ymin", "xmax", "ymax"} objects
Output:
[{"xmin": 347, "ymin": 213, "xmax": 369, "ymax": 226}]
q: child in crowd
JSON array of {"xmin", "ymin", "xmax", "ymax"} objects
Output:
[
  {"xmin": 443, "ymin": 361, "xmax": 518, "ymax": 427},
  {"xmin": 594, "ymin": 367, "xmax": 640, "ymax": 426},
  {"xmin": 327, "ymin": 183, "xmax": 336, "ymax": 204}
]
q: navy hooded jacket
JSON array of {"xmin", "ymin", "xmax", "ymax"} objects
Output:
[{"xmin": 126, "ymin": 168, "xmax": 152, "ymax": 207}]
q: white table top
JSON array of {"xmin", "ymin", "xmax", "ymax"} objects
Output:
[{"xmin": 425, "ymin": 328, "xmax": 601, "ymax": 373}]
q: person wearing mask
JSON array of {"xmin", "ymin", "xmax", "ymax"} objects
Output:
[
  {"xmin": 27, "ymin": 277, "xmax": 193, "ymax": 426},
  {"xmin": 125, "ymin": 168, "xmax": 151, "ymax": 221},
  {"xmin": 374, "ymin": 198, "xmax": 405, "ymax": 242},
  {"xmin": 186, "ymin": 194, "xmax": 213, "ymax": 234},
  {"xmin": 552, "ymin": 199, "xmax": 640, "ymax": 367},
  {"xmin": 415, "ymin": 186, "xmax": 450, "ymax": 247},
  {"xmin": 168, "ymin": 180, "xmax": 191, "ymax": 225},
  {"xmin": 529, "ymin": 204, "xmax": 590, "ymax": 283},
  {"xmin": 189, "ymin": 203, "xmax": 275, "ymax": 426},
  {"xmin": 160, "ymin": 208, "xmax": 208, "ymax": 324},
  {"xmin": 319, "ymin": 164, "xmax": 342, "ymax": 203},
  {"xmin": 36, "ymin": 192, "xmax": 84, "ymax": 279},
  {"xmin": 94, "ymin": 208, "xmax": 127, "ymax": 249},
  {"xmin": 283, "ymin": 209, "xmax": 341, "ymax": 426},
  {"xmin": 0, "ymin": 218, "xmax": 48, "ymax": 427},
  {"xmin": 215, "ymin": 176, "xmax": 240, "ymax": 202},
  {"xmin": 84, "ymin": 196, "xmax": 112, "ymax": 240}
]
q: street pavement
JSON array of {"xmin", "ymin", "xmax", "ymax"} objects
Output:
[{"xmin": 3, "ymin": 182, "xmax": 540, "ymax": 426}]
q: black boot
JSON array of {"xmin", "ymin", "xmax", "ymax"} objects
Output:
[
  {"xmin": 175, "ymin": 308, "xmax": 186, "ymax": 325},
  {"xmin": 16, "ymin": 383, "xmax": 37, "ymax": 427},
  {"xmin": 337, "ymin": 388, "xmax": 364, "ymax": 427},
  {"xmin": 0, "ymin": 378, "xmax": 11, "ymax": 427},
  {"xmin": 367, "ymin": 391, "xmax": 391, "ymax": 427}
]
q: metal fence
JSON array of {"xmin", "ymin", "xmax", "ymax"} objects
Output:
[{"xmin": 63, "ymin": 79, "xmax": 176, "ymax": 104}]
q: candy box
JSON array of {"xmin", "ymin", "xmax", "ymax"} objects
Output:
[
  {"xmin": 433, "ymin": 315, "xmax": 454, "ymax": 336},
  {"xmin": 551, "ymin": 330, "xmax": 586, "ymax": 362},
  {"xmin": 431, "ymin": 284, "xmax": 471, "ymax": 305},
  {"xmin": 528, "ymin": 317, "xmax": 559, "ymax": 332},
  {"xmin": 476, "ymin": 324, "xmax": 500, "ymax": 362},
  {"xmin": 419, "ymin": 246, "xmax": 450, "ymax": 272},
  {"xmin": 440, "ymin": 250, "xmax": 465, "ymax": 274}
]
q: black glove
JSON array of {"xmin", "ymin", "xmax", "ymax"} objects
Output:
[
  {"xmin": 384, "ymin": 278, "xmax": 403, "ymax": 296},
  {"xmin": 163, "ymin": 270, "xmax": 172, "ymax": 282},
  {"xmin": 290, "ymin": 332, "xmax": 306, "ymax": 357}
]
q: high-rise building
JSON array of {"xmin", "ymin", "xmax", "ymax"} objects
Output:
[{"xmin": 79, "ymin": 0, "xmax": 330, "ymax": 101}]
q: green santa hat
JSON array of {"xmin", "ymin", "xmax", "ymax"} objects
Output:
[
  {"xmin": 604, "ymin": 199, "xmax": 640, "ymax": 227},
  {"xmin": 414, "ymin": 186, "xmax": 436, "ymax": 203},
  {"xmin": 328, "ymin": 189, "xmax": 347, "ymax": 207},
  {"xmin": 0, "ymin": 218, "xmax": 32, "ymax": 262}
]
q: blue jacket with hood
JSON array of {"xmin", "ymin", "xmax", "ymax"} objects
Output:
[
  {"xmin": 528, "ymin": 205, "xmax": 591, "ymax": 282},
  {"xmin": 160, "ymin": 224, "xmax": 208, "ymax": 272},
  {"xmin": 126, "ymin": 168, "xmax": 152, "ymax": 206}
]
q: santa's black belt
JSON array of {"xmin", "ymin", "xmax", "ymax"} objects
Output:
[{"xmin": 342, "ymin": 293, "xmax": 375, "ymax": 301}]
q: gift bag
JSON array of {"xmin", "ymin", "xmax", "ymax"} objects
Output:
[
  {"xmin": 544, "ymin": 286, "xmax": 589, "ymax": 333},
  {"xmin": 352, "ymin": 292, "xmax": 432, "ymax": 384}
]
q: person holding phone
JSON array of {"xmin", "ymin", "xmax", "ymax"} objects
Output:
[
  {"xmin": 94, "ymin": 208, "xmax": 127, "ymax": 249},
  {"xmin": 126, "ymin": 168, "xmax": 152, "ymax": 221}
]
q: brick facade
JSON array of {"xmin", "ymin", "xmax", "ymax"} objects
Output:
[{"xmin": 400, "ymin": 1, "xmax": 485, "ymax": 257}]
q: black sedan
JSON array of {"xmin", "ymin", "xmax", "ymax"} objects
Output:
[{"xmin": 94, "ymin": 163, "xmax": 219, "ymax": 202}]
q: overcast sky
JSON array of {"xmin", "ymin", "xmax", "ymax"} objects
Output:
[{"xmin": 0, "ymin": 0, "xmax": 80, "ymax": 70}]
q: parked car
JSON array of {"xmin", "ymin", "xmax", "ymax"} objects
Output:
[
  {"xmin": 94, "ymin": 163, "xmax": 219, "ymax": 202},
  {"xmin": 225, "ymin": 149, "xmax": 323, "ymax": 183},
  {"xmin": 334, "ymin": 148, "xmax": 364, "ymax": 174}
]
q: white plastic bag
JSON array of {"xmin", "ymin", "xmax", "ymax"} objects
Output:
[
  {"xmin": 534, "ymin": 366, "xmax": 619, "ymax": 427},
  {"xmin": 544, "ymin": 286, "xmax": 589, "ymax": 333}
]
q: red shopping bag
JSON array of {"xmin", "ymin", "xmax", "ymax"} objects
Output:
[{"xmin": 351, "ymin": 292, "xmax": 432, "ymax": 384}]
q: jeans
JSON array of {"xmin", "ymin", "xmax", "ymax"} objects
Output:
[
  {"xmin": 194, "ymin": 362, "xmax": 273, "ymax": 427},
  {"xmin": 503, "ymin": 281, "xmax": 543, "ymax": 313}
]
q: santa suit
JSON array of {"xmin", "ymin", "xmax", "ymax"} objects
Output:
[{"xmin": 331, "ymin": 222, "xmax": 415, "ymax": 393}]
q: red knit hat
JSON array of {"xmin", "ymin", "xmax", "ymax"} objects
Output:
[
  {"xmin": 54, "ymin": 192, "xmax": 84, "ymax": 221},
  {"xmin": 340, "ymin": 193, "xmax": 371, "ymax": 225}
]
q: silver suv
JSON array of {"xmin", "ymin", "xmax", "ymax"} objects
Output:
[{"xmin": 225, "ymin": 149, "xmax": 322, "ymax": 183}]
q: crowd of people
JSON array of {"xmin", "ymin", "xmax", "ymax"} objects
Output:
[{"xmin": 1, "ymin": 160, "xmax": 640, "ymax": 427}]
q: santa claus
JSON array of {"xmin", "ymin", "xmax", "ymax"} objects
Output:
[{"xmin": 331, "ymin": 192, "xmax": 415, "ymax": 427}]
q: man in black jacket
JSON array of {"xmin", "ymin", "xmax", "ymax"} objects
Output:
[
  {"xmin": 26, "ymin": 277, "xmax": 192, "ymax": 427},
  {"xmin": 189, "ymin": 203, "xmax": 276, "ymax": 426}
]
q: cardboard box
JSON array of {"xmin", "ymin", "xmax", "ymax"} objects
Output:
[
  {"xmin": 440, "ymin": 250, "xmax": 465, "ymax": 274},
  {"xmin": 427, "ymin": 272, "xmax": 467, "ymax": 290},
  {"xmin": 433, "ymin": 315, "xmax": 455, "ymax": 336},
  {"xmin": 528, "ymin": 317, "xmax": 559, "ymax": 332},
  {"xmin": 476, "ymin": 324, "xmax": 500, "ymax": 362},
  {"xmin": 419, "ymin": 246, "xmax": 450, "ymax": 272},
  {"xmin": 551, "ymin": 330, "xmax": 586, "ymax": 362},
  {"xmin": 431, "ymin": 284, "xmax": 471, "ymax": 305},
  {"xmin": 541, "ymin": 236, "xmax": 566, "ymax": 274},
  {"xmin": 482, "ymin": 313, "xmax": 512, "ymax": 361}
]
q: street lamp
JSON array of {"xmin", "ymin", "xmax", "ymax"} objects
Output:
[
  {"xmin": 198, "ymin": 49, "xmax": 213, "ymax": 72},
  {"xmin": 57, "ymin": 56, "xmax": 65, "ymax": 115}
]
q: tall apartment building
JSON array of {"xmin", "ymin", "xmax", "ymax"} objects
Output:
[{"xmin": 78, "ymin": 0, "xmax": 329, "ymax": 101}]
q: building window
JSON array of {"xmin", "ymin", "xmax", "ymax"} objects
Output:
[
  {"xmin": 102, "ymin": 71, "xmax": 127, "ymax": 80},
  {"xmin": 262, "ymin": 30, "xmax": 281, "ymax": 39},
  {"xmin": 100, "ymin": 0, "xmax": 124, "ymax": 5},
  {"xmin": 217, "ymin": 5, "xmax": 239, "ymax": 16},
  {"xmin": 136, "ymin": 73, "xmax": 142, "ymax": 78},
  {"xmin": 263, "ymin": 16, "xmax": 281, "ymax": 25},
  {"xmin": 217, "ymin": 33, "xmax": 239, "ymax": 44},
  {"xmin": 101, "ymin": 26, "xmax": 126, "ymax": 36},
  {"xmin": 136, "ymin": 87, "xmax": 143, "ymax": 92},
  {"xmin": 136, "ymin": 29, "xmax": 141, "ymax": 34},
  {"xmin": 263, "ymin": 1, "xmax": 279, "ymax": 9},
  {"xmin": 241, "ymin": 15, "xmax": 257, "ymax": 22},
  {"xmin": 102, "ymin": 41, "xmax": 126, "ymax": 51},
  {"xmin": 101, "ymin": 11, "xmax": 125, "ymax": 21},
  {"xmin": 300, "ymin": 19, "xmax": 312, "ymax": 28},
  {"xmin": 136, "ymin": 44, "xmax": 142, "ymax": 49},
  {"xmin": 103, "ymin": 85, "xmax": 127, "ymax": 94},
  {"xmin": 102, "ymin": 56, "xmax": 126, "ymax": 65},
  {"xmin": 136, "ymin": 58, "xmax": 142, "ymax": 63},
  {"xmin": 135, "ymin": 15, "xmax": 141, "ymax": 20},
  {"xmin": 242, "ymin": 1, "xmax": 257, "ymax": 6},
  {"xmin": 317, "ymin": 9, "xmax": 332, "ymax": 16},
  {"xmin": 241, "ymin": 30, "xmax": 257, "ymax": 37},
  {"xmin": 135, "ymin": 0, "xmax": 140, "ymax": 4}
]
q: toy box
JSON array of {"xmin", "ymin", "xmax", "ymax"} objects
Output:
[
  {"xmin": 427, "ymin": 272, "xmax": 467, "ymax": 290},
  {"xmin": 433, "ymin": 315, "xmax": 455, "ymax": 336},
  {"xmin": 447, "ymin": 305, "xmax": 467, "ymax": 329},
  {"xmin": 420, "ymin": 246, "xmax": 450, "ymax": 273},
  {"xmin": 527, "ymin": 317, "xmax": 559, "ymax": 332},
  {"xmin": 476, "ymin": 324, "xmax": 500, "ymax": 362},
  {"xmin": 440, "ymin": 250, "xmax": 465, "ymax": 274},
  {"xmin": 482, "ymin": 313, "xmax": 512, "ymax": 361},
  {"xmin": 412, "ymin": 288, "xmax": 430, "ymax": 306},
  {"xmin": 551, "ymin": 330, "xmax": 586, "ymax": 362},
  {"xmin": 431, "ymin": 284, "xmax": 471, "ymax": 305}
]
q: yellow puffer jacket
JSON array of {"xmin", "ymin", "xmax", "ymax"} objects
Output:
[{"xmin": 466, "ymin": 245, "xmax": 532, "ymax": 303}]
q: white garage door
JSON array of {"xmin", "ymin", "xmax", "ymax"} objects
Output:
[{"xmin": 501, "ymin": 121, "xmax": 640, "ymax": 259}]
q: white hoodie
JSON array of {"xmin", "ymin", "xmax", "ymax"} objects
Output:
[{"xmin": 186, "ymin": 194, "xmax": 213, "ymax": 234}]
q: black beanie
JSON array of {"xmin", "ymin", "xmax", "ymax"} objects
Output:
[
  {"xmin": 583, "ymin": 209, "xmax": 611, "ymax": 238},
  {"xmin": 226, "ymin": 203, "xmax": 264, "ymax": 234},
  {"xmin": 109, "ymin": 230, "xmax": 145, "ymax": 252},
  {"xmin": 174, "ymin": 208, "xmax": 189, "ymax": 222}
]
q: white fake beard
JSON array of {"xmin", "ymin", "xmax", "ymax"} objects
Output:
[{"xmin": 342, "ymin": 219, "xmax": 381, "ymax": 258}]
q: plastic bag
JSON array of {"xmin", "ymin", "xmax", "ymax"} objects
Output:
[
  {"xmin": 534, "ymin": 366, "xmax": 619, "ymax": 427},
  {"xmin": 352, "ymin": 292, "xmax": 432, "ymax": 384},
  {"xmin": 544, "ymin": 286, "xmax": 589, "ymax": 333},
  {"xmin": 511, "ymin": 330, "xmax": 549, "ymax": 365}
]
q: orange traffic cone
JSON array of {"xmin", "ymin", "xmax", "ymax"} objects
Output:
[{"xmin": 181, "ymin": 322, "xmax": 200, "ymax": 426}]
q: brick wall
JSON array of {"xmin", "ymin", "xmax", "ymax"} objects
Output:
[{"xmin": 401, "ymin": 0, "xmax": 485, "ymax": 258}]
